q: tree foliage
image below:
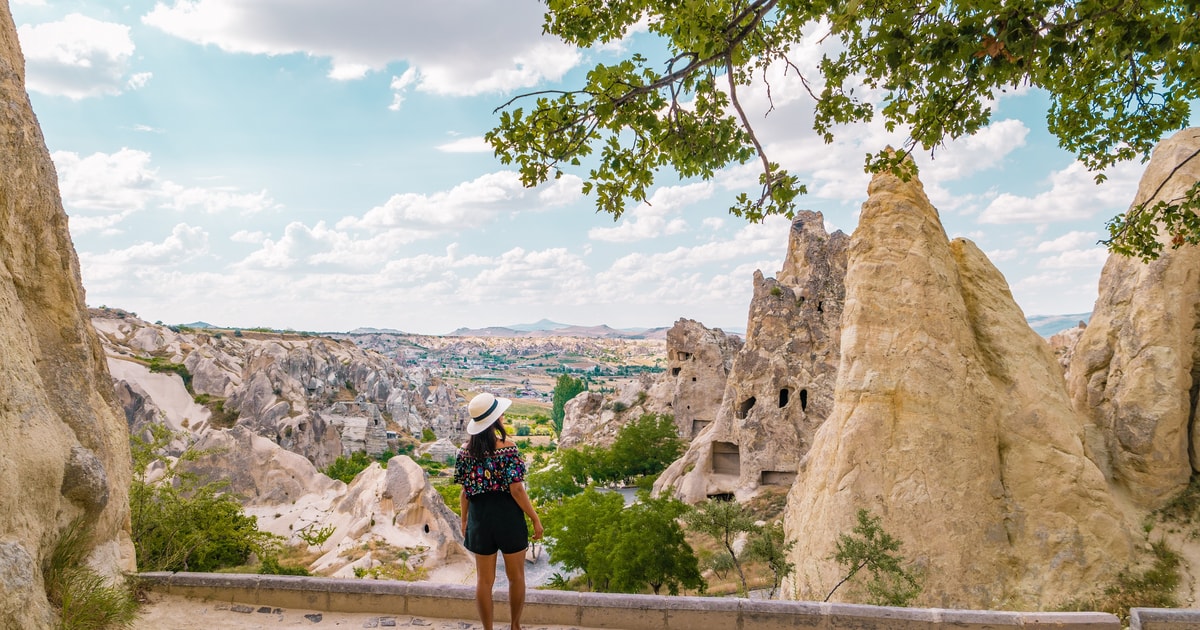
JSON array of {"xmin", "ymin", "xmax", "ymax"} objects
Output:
[
  {"xmin": 130, "ymin": 424, "xmax": 279, "ymax": 572},
  {"xmin": 745, "ymin": 520, "xmax": 796, "ymax": 599},
  {"xmin": 488, "ymin": 0, "xmax": 1200, "ymax": 259},
  {"xmin": 826, "ymin": 509, "xmax": 923, "ymax": 607},
  {"xmin": 685, "ymin": 498, "xmax": 758, "ymax": 596},
  {"xmin": 544, "ymin": 488, "xmax": 703, "ymax": 594},
  {"xmin": 551, "ymin": 373, "xmax": 588, "ymax": 434}
]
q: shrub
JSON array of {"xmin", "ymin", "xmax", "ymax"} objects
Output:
[
  {"xmin": 131, "ymin": 425, "xmax": 279, "ymax": 572},
  {"xmin": 421, "ymin": 428, "xmax": 437, "ymax": 442},
  {"xmin": 1061, "ymin": 540, "xmax": 1180, "ymax": 623},
  {"xmin": 322, "ymin": 451, "xmax": 376, "ymax": 484},
  {"xmin": 826, "ymin": 509, "xmax": 923, "ymax": 607},
  {"xmin": 258, "ymin": 556, "xmax": 311, "ymax": 576},
  {"xmin": 146, "ymin": 357, "xmax": 192, "ymax": 393},
  {"xmin": 45, "ymin": 517, "xmax": 139, "ymax": 630}
]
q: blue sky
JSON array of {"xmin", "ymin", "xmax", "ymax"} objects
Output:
[{"xmin": 10, "ymin": 0, "xmax": 1192, "ymax": 335}]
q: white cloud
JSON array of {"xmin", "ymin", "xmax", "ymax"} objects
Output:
[
  {"xmin": 436, "ymin": 136, "xmax": 490, "ymax": 153},
  {"xmin": 230, "ymin": 230, "xmax": 266, "ymax": 243},
  {"xmin": 1035, "ymin": 231, "xmax": 1100, "ymax": 253},
  {"xmin": 127, "ymin": 72, "xmax": 153, "ymax": 89},
  {"xmin": 142, "ymin": 0, "xmax": 581, "ymax": 96},
  {"xmin": 388, "ymin": 67, "xmax": 418, "ymax": 110},
  {"xmin": 589, "ymin": 182, "xmax": 712, "ymax": 242},
  {"xmin": 985, "ymin": 248, "xmax": 1020, "ymax": 262},
  {"xmin": 52, "ymin": 149, "xmax": 280, "ymax": 232},
  {"xmin": 337, "ymin": 171, "xmax": 530, "ymax": 231},
  {"xmin": 1037, "ymin": 248, "xmax": 1109, "ymax": 269},
  {"xmin": 979, "ymin": 160, "xmax": 1142, "ymax": 224},
  {"xmin": 82, "ymin": 223, "xmax": 209, "ymax": 277},
  {"xmin": 17, "ymin": 14, "xmax": 138, "ymax": 99}
]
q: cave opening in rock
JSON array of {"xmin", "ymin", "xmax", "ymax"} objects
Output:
[
  {"xmin": 678, "ymin": 351, "xmax": 693, "ymax": 361},
  {"xmin": 712, "ymin": 441, "xmax": 741, "ymax": 475},
  {"xmin": 671, "ymin": 367, "xmax": 681, "ymax": 376},
  {"xmin": 800, "ymin": 389, "xmax": 808, "ymax": 411},
  {"xmin": 779, "ymin": 388, "xmax": 791, "ymax": 408},
  {"xmin": 691, "ymin": 419, "xmax": 712, "ymax": 438},
  {"xmin": 760, "ymin": 470, "xmax": 797, "ymax": 486},
  {"xmin": 736, "ymin": 397, "xmax": 756, "ymax": 419}
]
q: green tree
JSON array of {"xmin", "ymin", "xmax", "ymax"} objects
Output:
[
  {"xmin": 130, "ymin": 424, "xmax": 278, "ymax": 572},
  {"xmin": 488, "ymin": 1, "xmax": 1200, "ymax": 260},
  {"xmin": 322, "ymin": 451, "xmax": 377, "ymax": 484},
  {"xmin": 607, "ymin": 493, "xmax": 705, "ymax": 595},
  {"xmin": 551, "ymin": 373, "xmax": 588, "ymax": 435},
  {"xmin": 826, "ymin": 509, "xmax": 923, "ymax": 607},
  {"xmin": 745, "ymin": 521, "xmax": 795, "ymax": 599},
  {"xmin": 544, "ymin": 487, "xmax": 625, "ymax": 585},
  {"xmin": 607, "ymin": 413, "xmax": 683, "ymax": 483},
  {"xmin": 685, "ymin": 498, "xmax": 758, "ymax": 596}
]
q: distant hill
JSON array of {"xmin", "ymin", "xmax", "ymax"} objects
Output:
[
  {"xmin": 1026, "ymin": 312, "xmax": 1091, "ymax": 337},
  {"xmin": 183, "ymin": 320, "xmax": 216, "ymax": 329},
  {"xmin": 347, "ymin": 326, "xmax": 409, "ymax": 335},
  {"xmin": 447, "ymin": 322, "xmax": 670, "ymax": 340}
]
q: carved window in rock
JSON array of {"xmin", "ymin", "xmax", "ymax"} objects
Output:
[
  {"xmin": 779, "ymin": 387, "xmax": 792, "ymax": 408},
  {"xmin": 712, "ymin": 441, "xmax": 740, "ymax": 475},
  {"xmin": 671, "ymin": 367, "xmax": 682, "ymax": 376},
  {"xmin": 760, "ymin": 470, "xmax": 797, "ymax": 486},
  {"xmin": 800, "ymin": 389, "xmax": 808, "ymax": 412},
  {"xmin": 691, "ymin": 418, "xmax": 712, "ymax": 439},
  {"xmin": 736, "ymin": 396, "xmax": 756, "ymax": 419},
  {"xmin": 673, "ymin": 350, "xmax": 693, "ymax": 361}
]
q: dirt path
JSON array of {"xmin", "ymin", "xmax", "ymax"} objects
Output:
[{"xmin": 132, "ymin": 591, "xmax": 602, "ymax": 630}]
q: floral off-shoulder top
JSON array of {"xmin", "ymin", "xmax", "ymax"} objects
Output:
[{"xmin": 453, "ymin": 445, "xmax": 527, "ymax": 497}]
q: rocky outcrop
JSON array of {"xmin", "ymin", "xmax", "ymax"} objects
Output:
[
  {"xmin": 656, "ymin": 213, "xmax": 847, "ymax": 503},
  {"xmin": 93, "ymin": 313, "xmax": 456, "ymax": 467},
  {"xmin": 1067, "ymin": 128, "xmax": 1200, "ymax": 508},
  {"xmin": 0, "ymin": 5, "xmax": 134, "ymax": 627},
  {"xmin": 559, "ymin": 372, "xmax": 676, "ymax": 449},
  {"xmin": 782, "ymin": 165, "xmax": 1131, "ymax": 609},
  {"xmin": 663, "ymin": 319, "xmax": 741, "ymax": 440},
  {"xmin": 190, "ymin": 429, "xmax": 469, "ymax": 577}
]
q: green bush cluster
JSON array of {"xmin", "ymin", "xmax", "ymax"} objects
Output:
[
  {"xmin": 322, "ymin": 450, "xmax": 393, "ymax": 484},
  {"xmin": 545, "ymin": 488, "xmax": 703, "ymax": 595},
  {"xmin": 146, "ymin": 357, "xmax": 192, "ymax": 392},
  {"xmin": 131, "ymin": 425, "xmax": 279, "ymax": 573}
]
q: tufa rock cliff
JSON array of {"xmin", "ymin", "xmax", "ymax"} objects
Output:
[
  {"xmin": 1067, "ymin": 128, "xmax": 1200, "ymax": 509},
  {"xmin": 0, "ymin": 4, "xmax": 134, "ymax": 627},
  {"xmin": 782, "ymin": 164, "xmax": 1131, "ymax": 609},
  {"xmin": 93, "ymin": 311, "xmax": 460, "ymax": 467},
  {"xmin": 656, "ymin": 212, "xmax": 847, "ymax": 503}
]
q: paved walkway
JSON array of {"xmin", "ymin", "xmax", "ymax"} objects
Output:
[{"xmin": 133, "ymin": 592, "xmax": 604, "ymax": 630}]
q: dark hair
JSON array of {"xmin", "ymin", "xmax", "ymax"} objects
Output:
[{"xmin": 467, "ymin": 419, "xmax": 508, "ymax": 460}]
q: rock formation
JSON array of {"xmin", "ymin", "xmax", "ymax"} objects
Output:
[
  {"xmin": 782, "ymin": 163, "xmax": 1131, "ymax": 609},
  {"xmin": 656, "ymin": 213, "xmax": 847, "ymax": 503},
  {"xmin": 1067, "ymin": 128, "xmax": 1200, "ymax": 508},
  {"xmin": 0, "ymin": 5, "xmax": 134, "ymax": 627},
  {"xmin": 188, "ymin": 428, "xmax": 469, "ymax": 578},
  {"xmin": 93, "ymin": 312, "xmax": 456, "ymax": 467},
  {"xmin": 662, "ymin": 319, "xmax": 742, "ymax": 441},
  {"xmin": 559, "ymin": 369, "xmax": 677, "ymax": 449}
]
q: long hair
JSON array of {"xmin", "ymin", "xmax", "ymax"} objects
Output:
[{"xmin": 466, "ymin": 420, "xmax": 508, "ymax": 460}]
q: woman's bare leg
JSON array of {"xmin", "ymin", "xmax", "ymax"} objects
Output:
[
  {"xmin": 475, "ymin": 553, "xmax": 498, "ymax": 630},
  {"xmin": 502, "ymin": 549, "xmax": 528, "ymax": 630}
]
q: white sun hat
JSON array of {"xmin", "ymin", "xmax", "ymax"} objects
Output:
[{"xmin": 466, "ymin": 392, "xmax": 512, "ymax": 435}]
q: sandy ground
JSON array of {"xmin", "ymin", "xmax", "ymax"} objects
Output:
[{"xmin": 132, "ymin": 591, "xmax": 605, "ymax": 630}]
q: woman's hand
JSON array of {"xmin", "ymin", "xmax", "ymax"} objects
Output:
[
  {"xmin": 531, "ymin": 518, "xmax": 544, "ymax": 541},
  {"xmin": 461, "ymin": 519, "xmax": 468, "ymax": 538}
]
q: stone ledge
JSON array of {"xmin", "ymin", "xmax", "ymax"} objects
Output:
[
  {"xmin": 138, "ymin": 573, "xmax": 1123, "ymax": 629},
  {"xmin": 1130, "ymin": 607, "xmax": 1200, "ymax": 630}
]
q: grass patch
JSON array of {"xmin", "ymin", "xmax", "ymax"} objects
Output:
[
  {"xmin": 45, "ymin": 517, "xmax": 139, "ymax": 630},
  {"xmin": 1157, "ymin": 473, "xmax": 1200, "ymax": 526},
  {"xmin": 1060, "ymin": 540, "xmax": 1180, "ymax": 623}
]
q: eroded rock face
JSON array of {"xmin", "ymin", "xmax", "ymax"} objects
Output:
[
  {"xmin": 559, "ymin": 372, "xmax": 677, "ymax": 449},
  {"xmin": 1067, "ymin": 128, "xmax": 1200, "ymax": 508},
  {"xmin": 782, "ymin": 166, "xmax": 1131, "ymax": 609},
  {"xmin": 93, "ymin": 313, "xmax": 448, "ymax": 467},
  {"xmin": 656, "ymin": 213, "xmax": 847, "ymax": 503},
  {"xmin": 0, "ymin": 6, "xmax": 135, "ymax": 626}
]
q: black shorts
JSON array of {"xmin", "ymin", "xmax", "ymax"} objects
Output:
[{"xmin": 465, "ymin": 491, "xmax": 528, "ymax": 556}]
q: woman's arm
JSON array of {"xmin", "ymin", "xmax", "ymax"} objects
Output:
[
  {"xmin": 459, "ymin": 487, "xmax": 469, "ymax": 538},
  {"xmin": 508, "ymin": 481, "xmax": 543, "ymax": 540}
]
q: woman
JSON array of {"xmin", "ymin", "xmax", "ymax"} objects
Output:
[{"xmin": 453, "ymin": 392, "xmax": 543, "ymax": 630}]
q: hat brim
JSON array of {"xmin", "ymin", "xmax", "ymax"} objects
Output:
[{"xmin": 465, "ymin": 396, "xmax": 512, "ymax": 435}]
